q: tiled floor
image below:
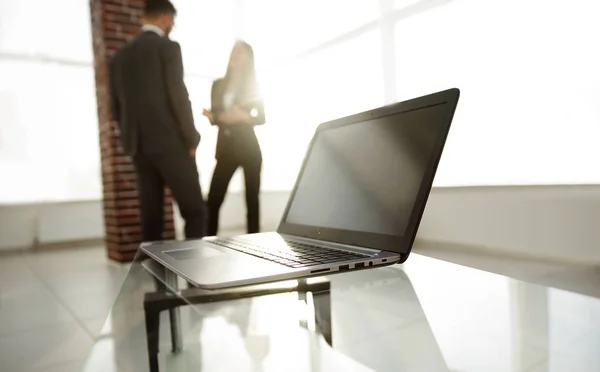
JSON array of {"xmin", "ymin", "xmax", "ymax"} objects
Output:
[
  {"xmin": 0, "ymin": 237, "xmax": 599, "ymax": 372},
  {"xmin": 0, "ymin": 247, "xmax": 129, "ymax": 372}
]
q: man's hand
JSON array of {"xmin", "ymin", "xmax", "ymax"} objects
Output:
[
  {"xmin": 202, "ymin": 109, "xmax": 215, "ymax": 124},
  {"xmin": 206, "ymin": 105, "xmax": 252, "ymax": 125},
  {"xmin": 189, "ymin": 149, "xmax": 196, "ymax": 158},
  {"xmin": 230, "ymin": 104, "xmax": 245, "ymax": 118},
  {"xmin": 228, "ymin": 104, "xmax": 252, "ymax": 125}
]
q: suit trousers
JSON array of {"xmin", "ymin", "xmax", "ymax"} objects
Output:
[
  {"xmin": 207, "ymin": 154, "xmax": 261, "ymax": 236},
  {"xmin": 133, "ymin": 153, "xmax": 207, "ymax": 241}
]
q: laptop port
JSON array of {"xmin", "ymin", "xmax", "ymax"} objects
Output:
[
  {"xmin": 310, "ymin": 268, "xmax": 330, "ymax": 274},
  {"xmin": 339, "ymin": 264, "xmax": 350, "ymax": 271},
  {"xmin": 354, "ymin": 262, "xmax": 365, "ymax": 269}
]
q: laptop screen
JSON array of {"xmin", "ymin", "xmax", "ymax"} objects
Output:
[{"xmin": 283, "ymin": 102, "xmax": 448, "ymax": 238}]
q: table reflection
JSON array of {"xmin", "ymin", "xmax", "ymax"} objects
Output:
[{"xmin": 82, "ymin": 254, "xmax": 600, "ymax": 372}]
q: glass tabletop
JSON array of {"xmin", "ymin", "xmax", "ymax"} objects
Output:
[{"xmin": 82, "ymin": 250, "xmax": 600, "ymax": 372}]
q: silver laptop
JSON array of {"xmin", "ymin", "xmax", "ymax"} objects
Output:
[{"xmin": 142, "ymin": 88, "xmax": 460, "ymax": 289}]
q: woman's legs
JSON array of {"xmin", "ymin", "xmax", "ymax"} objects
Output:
[
  {"xmin": 242, "ymin": 156, "xmax": 262, "ymax": 234},
  {"xmin": 207, "ymin": 157, "xmax": 239, "ymax": 236}
]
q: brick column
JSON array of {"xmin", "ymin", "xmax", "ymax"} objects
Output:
[{"xmin": 90, "ymin": 0, "xmax": 175, "ymax": 262}]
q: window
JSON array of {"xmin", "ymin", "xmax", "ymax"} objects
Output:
[
  {"xmin": 394, "ymin": 0, "xmax": 442, "ymax": 11},
  {"xmin": 171, "ymin": 0, "xmax": 237, "ymax": 78},
  {"xmin": 0, "ymin": 0, "xmax": 93, "ymax": 63},
  {"xmin": 242, "ymin": 0, "xmax": 379, "ymax": 67},
  {"xmin": 395, "ymin": 0, "xmax": 600, "ymax": 186},
  {"xmin": 237, "ymin": 1, "xmax": 382, "ymax": 191},
  {"xmin": 3, "ymin": 0, "xmax": 598, "ymax": 205},
  {"xmin": 0, "ymin": 60, "xmax": 99, "ymax": 203},
  {"xmin": 0, "ymin": 0, "xmax": 98, "ymax": 203},
  {"xmin": 257, "ymin": 31, "xmax": 385, "ymax": 191}
]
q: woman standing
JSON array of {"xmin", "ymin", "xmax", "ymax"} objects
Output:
[{"xmin": 203, "ymin": 41, "xmax": 266, "ymax": 236}]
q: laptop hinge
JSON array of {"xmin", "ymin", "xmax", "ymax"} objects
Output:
[{"xmin": 279, "ymin": 233, "xmax": 381, "ymax": 255}]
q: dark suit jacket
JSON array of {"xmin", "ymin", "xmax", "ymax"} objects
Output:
[
  {"xmin": 210, "ymin": 78, "xmax": 265, "ymax": 161},
  {"xmin": 109, "ymin": 31, "xmax": 200, "ymax": 156}
]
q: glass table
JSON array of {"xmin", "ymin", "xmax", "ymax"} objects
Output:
[{"xmin": 82, "ymin": 250, "xmax": 600, "ymax": 372}]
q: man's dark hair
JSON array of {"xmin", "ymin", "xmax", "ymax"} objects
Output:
[{"xmin": 144, "ymin": 0, "xmax": 177, "ymax": 17}]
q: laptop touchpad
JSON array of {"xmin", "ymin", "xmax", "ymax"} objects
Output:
[{"xmin": 164, "ymin": 247, "xmax": 227, "ymax": 260}]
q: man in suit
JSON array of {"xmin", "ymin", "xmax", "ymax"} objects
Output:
[{"xmin": 109, "ymin": 0, "xmax": 206, "ymax": 241}]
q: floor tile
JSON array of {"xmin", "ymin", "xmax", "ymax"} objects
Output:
[
  {"xmin": 59, "ymin": 290, "xmax": 120, "ymax": 322},
  {"xmin": 0, "ymin": 292, "xmax": 77, "ymax": 335},
  {"xmin": 0, "ymin": 274, "xmax": 52, "ymax": 302},
  {"xmin": 24, "ymin": 246, "xmax": 109, "ymax": 268},
  {"xmin": 0, "ymin": 323, "xmax": 93, "ymax": 372},
  {"xmin": 83, "ymin": 317, "xmax": 109, "ymax": 338},
  {"xmin": 528, "ymin": 352, "xmax": 600, "ymax": 372},
  {"xmin": 81, "ymin": 338, "xmax": 130, "ymax": 372},
  {"xmin": 42, "ymin": 269, "xmax": 127, "ymax": 300},
  {"xmin": 32, "ymin": 359, "xmax": 86, "ymax": 372}
]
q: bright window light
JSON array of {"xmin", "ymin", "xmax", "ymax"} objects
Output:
[
  {"xmin": 0, "ymin": 0, "xmax": 93, "ymax": 63},
  {"xmin": 256, "ymin": 31, "xmax": 385, "ymax": 191},
  {"xmin": 0, "ymin": 60, "xmax": 100, "ymax": 203},
  {"xmin": 2, "ymin": 0, "xmax": 599, "ymax": 204},
  {"xmin": 395, "ymin": 0, "xmax": 600, "ymax": 186},
  {"xmin": 170, "ymin": 0, "xmax": 237, "ymax": 78},
  {"xmin": 242, "ymin": 0, "xmax": 379, "ymax": 64}
]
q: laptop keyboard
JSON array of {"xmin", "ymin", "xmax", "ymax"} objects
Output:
[{"xmin": 210, "ymin": 237, "xmax": 371, "ymax": 268}]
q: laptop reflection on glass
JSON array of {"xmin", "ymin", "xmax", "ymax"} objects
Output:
[{"xmin": 142, "ymin": 88, "xmax": 460, "ymax": 289}]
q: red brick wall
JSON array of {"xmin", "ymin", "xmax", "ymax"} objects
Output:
[{"xmin": 90, "ymin": 0, "xmax": 175, "ymax": 262}]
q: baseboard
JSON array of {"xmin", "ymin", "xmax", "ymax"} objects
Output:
[
  {"xmin": 33, "ymin": 238, "xmax": 105, "ymax": 252},
  {"xmin": 3, "ymin": 186, "xmax": 600, "ymax": 264},
  {"xmin": 0, "ymin": 238, "xmax": 105, "ymax": 256},
  {"xmin": 0, "ymin": 247, "xmax": 29, "ymax": 257}
]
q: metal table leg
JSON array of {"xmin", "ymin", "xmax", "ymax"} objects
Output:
[
  {"xmin": 144, "ymin": 305, "xmax": 160, "ymax": 372},
  {"xmin": 298, "ymin": 283, "xmax": 332, "ymax": 346},
  {"xmin": 312, "ymin": 290, "xmax": 332, "ymax": 345},
  {"xmin": 143, "ymin": 275, "xmax": 332, "ymax": 372},
  {"xmin": 165, "ymin": 269, "xmax": 183, "ymax": 353}
]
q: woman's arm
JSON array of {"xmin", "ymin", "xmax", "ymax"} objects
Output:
[
  {"xmin": 204, "ymin": 80, "xmax": 266, "ymax": 126},
  {"xmin": 247, "ymin": 83, "xmax": 266, "ymax": 126},
  {"xmin": 216, "ymin": 103, "xmax": 263, "ymax": 126},
  {"xmin": 206, "ymin": 80, "xmax": 224, "ymax": 126},
  {"xmin": 231, "ymin": 87, "xmax": 266, "ymax": 126},
  {"xmin": 247, "ymin": 98, "xmax": 266, "ymax": 126}
]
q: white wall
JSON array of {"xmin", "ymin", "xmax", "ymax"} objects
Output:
[
  {"xmin": 418, "ymin": 186, "xmax": 600, "ymax": 264},
  {"xmin": 0, "ymin": 201, "xmax": 104, "ymax": 249},
  {"xmin": 1, "ymin": 186, "xmax": 598, "ymax": 266},
  {"xmin": 0, "ymin": 192, "xmax": 288, "ymax": 251}
]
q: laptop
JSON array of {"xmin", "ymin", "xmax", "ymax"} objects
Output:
[{"xmin": 142, "ymin": 88, "xmax": 460, "ymax": 289}]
